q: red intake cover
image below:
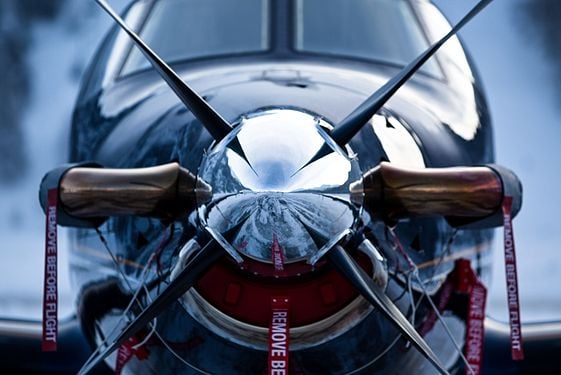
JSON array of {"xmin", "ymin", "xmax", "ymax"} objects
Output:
[{"xmin": 195, "ymin": 251, "xmax": 372, "ymax": 327}]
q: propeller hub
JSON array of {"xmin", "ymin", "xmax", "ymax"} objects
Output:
[{"xmin": 198, "ymin": 109, "xmax": 362, "ymax": 266}]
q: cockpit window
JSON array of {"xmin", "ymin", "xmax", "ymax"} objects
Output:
[
  {"xmin": 294, "ymin": 0, "xmax": 441, "ymax": 77},
  {"xmin": 120, "ymin": 0, "xmax": 270, "ymax": 76}
]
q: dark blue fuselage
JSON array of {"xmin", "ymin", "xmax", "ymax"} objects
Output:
[{"xmin": 68, "ymin": 1, "xmax": 495, "ymax": 373}]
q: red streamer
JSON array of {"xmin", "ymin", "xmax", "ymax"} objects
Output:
[
  {"xmin": 268, "ymin": 296, "xmax": 290, "ymax": 375},
  {"xmin": 502, "ymin": 196, "xmax": 524, "ymax": 360},
  {"xmin": 42, "ymin": 189, "xmax": 58, "ymax": 352}
]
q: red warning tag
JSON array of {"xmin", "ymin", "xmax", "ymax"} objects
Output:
[
  {"xmin": 419, "ymin": 259, "xmax": 487, "ymax": 375},
  {"xmin": 452, "ymin": 259, "xmax": 488, "ymax": 375},
  {"xmin": 115, "ymin": 338, "xmax": 136, "ymax": 375},
  {"xmin": 271, "ymin": 234, "xmax": 285, "ymax": 274},
  {"xmin": 42, "ymin": 188, "xmax": 58, "ymax": 352},
  {"xmin": 388, "ymin": 229, "xmax": 492, "ymax": 373},
  {"xmin": 269, "ymin": 297, "xmax": 290, "ymax": 375},
  {"xmin": 464, "ymin": 273, "xmax": 487, "ymax": 375},
  {"xmin": 115, "ymin": 336, "xmax": 150, "ymax": 375},
  {"xmin": 502, "ymin": 196, "xmax": 524, "ymax": 361}
]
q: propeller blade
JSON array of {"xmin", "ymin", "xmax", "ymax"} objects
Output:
[
  {"xmin": 95, "ymin": 0, "xmax": 232, "ymax": 142},
  {"xmin": 327, "ymin": 245, "xmax": 449, "ymax": 375},
  {"xmin": 77, "ymin": 240, "xmax": 223, "ymax": 375},
  {"xmin": 304, "ymin": 0, "xmax": 493, "ymax": 166}
]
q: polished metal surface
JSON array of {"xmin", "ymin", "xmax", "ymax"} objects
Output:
[
  {"xmin": 76, "ymin": 240, "xmax": 223, "ymax": 375},
  {"xmin": 170, "ymin": 238, "xmax": 201, "ymax": 281},
  {"xmin": 180, "ymin": 288, "xmax": 374, "ymax": 351},
  {"xmin": 327, "ymin": 245, "xmax": 448, "ymax": 375},
  {"xmin": 370, "ymin": 114, "xmax": 425, "ymax": 169},
  {"xmin": 358, "ymin": 238, "xmax": 388, "ymax": 288},
  {"xmin": 351, "ymin": 162, "xmax": 504, "ymax": 221},
  {"xmin": 199, "ymin": 109, "xmax": 361, "ymax": 264},
  {"xmin": 60, "ymin": 162, "xmax": 211, "ymax": 219}
]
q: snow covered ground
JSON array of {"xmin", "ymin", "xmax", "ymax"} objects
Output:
[{"xmin": 0, "ymin": 0, "xmax": 559, "ymax": 324}]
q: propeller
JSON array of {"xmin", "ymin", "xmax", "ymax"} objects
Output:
[
  {"xmin": 77, "ymin": 239, "xmax": 223, "ymax": 375},
  {"xmin": 78, "ymin": 2, "xmax": 502, "ymax": 375},
  {"xmin": 327, "ymin": 245, "xmax": 448, "ymax": 375},
  {"xmin": 303, "ymin": 0, "xmax": 493, "ymax": 168},
  {"xmin": 95, "ymin": 0, "xmax": 248, "ymax": 159}
]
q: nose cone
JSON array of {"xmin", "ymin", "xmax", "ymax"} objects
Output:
[
  {"xmin": 198, "ymin": 109, "xmax": 362, "ymax": 263},
  {"xmin": 205, "ymin": 109, "xmax": 359, "ymax": 193}
]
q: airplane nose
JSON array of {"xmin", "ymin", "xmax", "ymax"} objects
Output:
[{"xmin": 197, "ymin": 108, "xmax": 362, "ymax": 265}]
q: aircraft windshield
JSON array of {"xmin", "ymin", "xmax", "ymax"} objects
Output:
[
  {"xmin": 121, "ymin": 0, "xmax": 270, "ymax": 75},
  {"xmin": 119, "ymin": 0, "xmax": 439, "ymax": 77},
  {"xmin": 294, "ymin": 0, "xmax": 440, "ymax": 76}
]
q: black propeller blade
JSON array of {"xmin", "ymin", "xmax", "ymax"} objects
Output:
[
  {"xmin": 96, "ymin": 0, "xmax": 232, "ymax": 142},
  {"xmin": 303, "ymin": 0, "xmax": 493, "ymax": 167},
  {"xmin": 327, "ymin": 245, "xmax": 449, "ymax": 375},
  {"xmin": 77, "ymin": 240, "xmax": 223, "ymax": 375}
]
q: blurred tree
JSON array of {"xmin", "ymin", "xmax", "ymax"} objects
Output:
[
  {"xmin": 15, "ymin": 0, "xmax": 66, "ymax": 21},
  {"xmin": 517, "ymin": 0, "xmax": 561, "ymax": 107},
  {"xmin": 0, "ymin": 0, "xmax": 67, "ymax": 185}
]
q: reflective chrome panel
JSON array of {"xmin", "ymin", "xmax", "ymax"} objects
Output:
[
  {"xmin": 180, "ymin": 289, "xmax": 374, "ymax": 351},
  {"xmin": 198, "ymin": 109, "xmax": 362, "ymax": 264},
  {"xmin": 371, "ymin": 114, "xmax": 425, "ymax": 169}
]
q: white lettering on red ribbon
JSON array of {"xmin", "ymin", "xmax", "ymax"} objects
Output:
[
  {"xmin": 502, "ymin": 196, "xmax": 524, "ymax": 361},
  {"xmin": 115, "ymin": 339, "xmax": 135, "ymax": 375},
  {"xmin": 465, "ymin": 281, "xmax": 487, "ymax": 375},
  {"xmin": 115, "ymin": 335, "xmax": 150, "ymax": 374},
  {"xmin": 439, "ymin": 259, "xmax": 488, "ymax": 375},
  {"xmin": 42, "ymin": 188, "xmax": 58, "ymax": 352},
  {"xmin": 269, "ymin": 297, "xmax": 289, "ymax": 375},
  {"xmin": 271, "ymin": 234, "xmax": 285, "ymax": 274}
]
